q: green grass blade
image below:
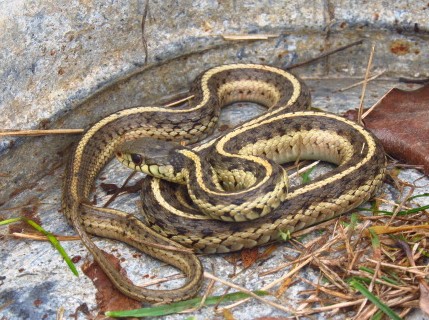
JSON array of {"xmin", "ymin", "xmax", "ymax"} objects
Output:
[
  {"xmin": 368, "ymin": 228, "xmax": 380, "ymax": 250},
  {"xmin": 341, "ymin": 213, "xmax": 360, "ymax": 229},
  {"xmin": 357, "ymin": 204, "xmax": 429, "ymax": 216},
  {"xmin": 349, "ymin": 213, "xmax": 359, "ymax": 230},
  {"xmin": 105, "ymin": 290, "xmax": 268, "ymax": 318},
  {"xmin": 408, "ymin": 193, "xmax": 429, "ymax": 201},
  {"xmin": 349, "ymin": 279, "xmax": 403, "ymax": 320},
  {"xmin": 359, "ymin": 267, "xmax": 401, "ymax": 286},
  {"xmin": 349, "ymin": 276, "xmax": 371, "ymax": 284},
  {"xmin": 398, "ymin": 204, "xmax": 429, "ymax": 215},
  {"xmin": 301, "ymin": 165, "xmax": 316, "ymax": 184},
  {"xmin": 1, "ymin": 217, "xmax": 78, "ymax": 276},
  {"xmin": 371, "ymin": 310, "xmax": 384, "ymax": 320},
  {"xmin": 360, "ymin": 266, "xmax": 375, "ymax": 274},
  {"xmin": 24, "ymin": 219, "xmax": 79, "ymax": 276},
  {"xmin": 0, "ymin": 217, "xmax": 23, "ymax": 225},
  {"xmin": 418, "ymin": 247, "xmax": 429, "ymax": 258}
]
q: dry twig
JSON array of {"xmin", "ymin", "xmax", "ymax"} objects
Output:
[
  {"xmin": 337, "ymin": 70, "xmax": 386, "ymax": 92},
  {"xmin": 0, "ymin": 129, "xmax": 83, "ymax": 137},
  {"xmin": 222, "ymin": 34, "xmax": 279, "ymax": 41},
  {"xmin": 357, "ymin": 44, "xmax": 376, "ymax": 125},
  {"xmin": 288, "ymin": 39, "xmax": 363, "ymax": 70},
  {"xmin": 141, "ymin": 0, "xmax": 150, "ymax": 63}
]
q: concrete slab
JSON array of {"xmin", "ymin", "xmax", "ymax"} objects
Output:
[{"xmin": 1, "ymin": 1, "xmax": 428, "ymax": 319}]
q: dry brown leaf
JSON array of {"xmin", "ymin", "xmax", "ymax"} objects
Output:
[
  {"xmin": 344, "ymin": 83, "xmax": 429, "ymax": 174},
  {"xmin": 365, "ymin": 224, "xmax": 429, "ymax": 236},
  {"xmin": 222, "ymin": 308, "xmax": 236, "ymax": 320},
  {"xmin": 241, "ymin": 247, "xmax": 259, "ymax": 268},
  {"xmin": 81, "ymin": 251, "xmax": 141, "ymax": 313},
  {"xmin": 419, "ymin": 281, "xmax": 429, "ymax": 315}
]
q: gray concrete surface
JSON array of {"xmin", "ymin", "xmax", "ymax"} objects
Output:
[{"xmin": 1, "ymin": 0, "xmax": 429, "ymax": 319}]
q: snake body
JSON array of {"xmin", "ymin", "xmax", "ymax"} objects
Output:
[{"xmin": 62, "ymin": 64, "xmax": 386, "ymax": 303}]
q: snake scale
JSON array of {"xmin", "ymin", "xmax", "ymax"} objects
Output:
[{"xmin": 62, "ymin": 64, "xmax": 386, "ymax": 303}]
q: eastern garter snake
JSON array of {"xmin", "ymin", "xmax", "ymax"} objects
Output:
[{"xmin": 62, "ymin": 64, "xmax": 386, "ymax": 303}]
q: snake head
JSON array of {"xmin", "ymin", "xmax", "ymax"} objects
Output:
[{"xmin": 115, "ymin": 137, "xmax": 187, "ymax": 183}]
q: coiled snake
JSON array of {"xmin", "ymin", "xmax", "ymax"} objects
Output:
[{"xmin": 62, "ymin": 64, "xmax": 386, "ymax": 303}]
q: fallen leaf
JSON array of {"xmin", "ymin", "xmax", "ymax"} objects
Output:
[
  {"xmin": 222, "ymin": 308, "xmax": 236, "ymax": 320},
  {"xmin": 344, "ymin": 84, "xmax": 429, "ymax": 174},
  {"xmin": 365, "ymin": 224, "xmax": 429, "ymax": 236},
  {"xmin": 241, "ymin": 247, "xmax": 259, "ymax": 268},
  {"xmin": 82, "ymin": 251, "xmax": 141, "ymax": 315}
]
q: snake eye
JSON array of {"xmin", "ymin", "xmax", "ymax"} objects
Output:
[{"xmin": 130, "ymin": 154, "xmax": 143, "ymax": 166}]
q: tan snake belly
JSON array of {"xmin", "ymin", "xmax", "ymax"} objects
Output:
[{"xmin": 62, "ymin": 64, "xmax": 386, "ymax": 303}]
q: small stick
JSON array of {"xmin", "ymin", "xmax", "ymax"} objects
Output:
[
  {"xmin": 220, "ymin": 235, "xmax": 341, "ymax": 311},
  {"xmin": 181, "ymin": 278, "xmax": 216, "ymax": 313},
  {"xmin": 357, "ymin": 44, "xmax": 376, "ymax": 125},
  {"xmin": 140, "ymin": 273, "xmax": 185, "ymax": 288},
  {"xmin": 56, "ymin": 306, "xmax": 65, "ymax": 320},
  {"xmin": 12, "ymin": 232, "xmax": 80, "ymax": 241},
  {"xmin": 287, "ymin": 39, "xmax": 363, "ymax": 70},
  {"xmin": 204, "ymin": 271, "xmax": 296, "ymax": 314},
  {"xmin": 295, "ymin": 299, "xmax": 366, "ymax": 316},
  {"xmin": 337, "ymin": 70, "xmax": 386, "ymax": 92},
  {"xmin": 222, "ymin": 34, "xmax": 279, "ymax": 41},
  {"xmin": 388, "ymin": 186, "xmax": 415, "ymax": 226},
  {"xmin": 0, "ymin": 129, "xmax": 84, "ymax": 137},
  {"xmin": 141, "ymin": 0, "xmax": 150, "ymax": 63},
  {"xmin": 291, "ymin": 218, "xmax": 335, "ymax": 238},
  {"xmin": 366, "ymin": 259, "xmax": 428, "ymax": 276},
  {"xmin": 0, "ymin": 202, "xmax": 53, "ymax": 212},
  {"xmin": 361, "ymin": 87, "xmax": 393, "ymax": 120},
  {"xmin": 163, "ymin": 95, "xmax": 194, "ymax": 108},
  {"xmin": 0, "ymin": 96, "xmax": 194, "ymax": 137},
  {"xmin": 260, "ymin": 233, "xmax": 340, "ymax": 276},
  {"xmin": 102, "ymin": 171, "xmax": 137, "ymax": 208},
  {"xmin": 298, "ymin": 276, "xmax": 354, "ymax": 300}
]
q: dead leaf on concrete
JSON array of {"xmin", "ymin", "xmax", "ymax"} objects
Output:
[
  {"xmin": 344, "ymin": 83, "xmax": 429, "ymax": 174},
  {"xmin": 241, "ymin": 247, "xmax": 259, "ymax": 268},
  {"xmin": 222, "ymin": 308, "xmax": 236, "ymax": 320},
  {"xmin": 82, "ymin": 251, "xmax": 141, "ymax": 315}
]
